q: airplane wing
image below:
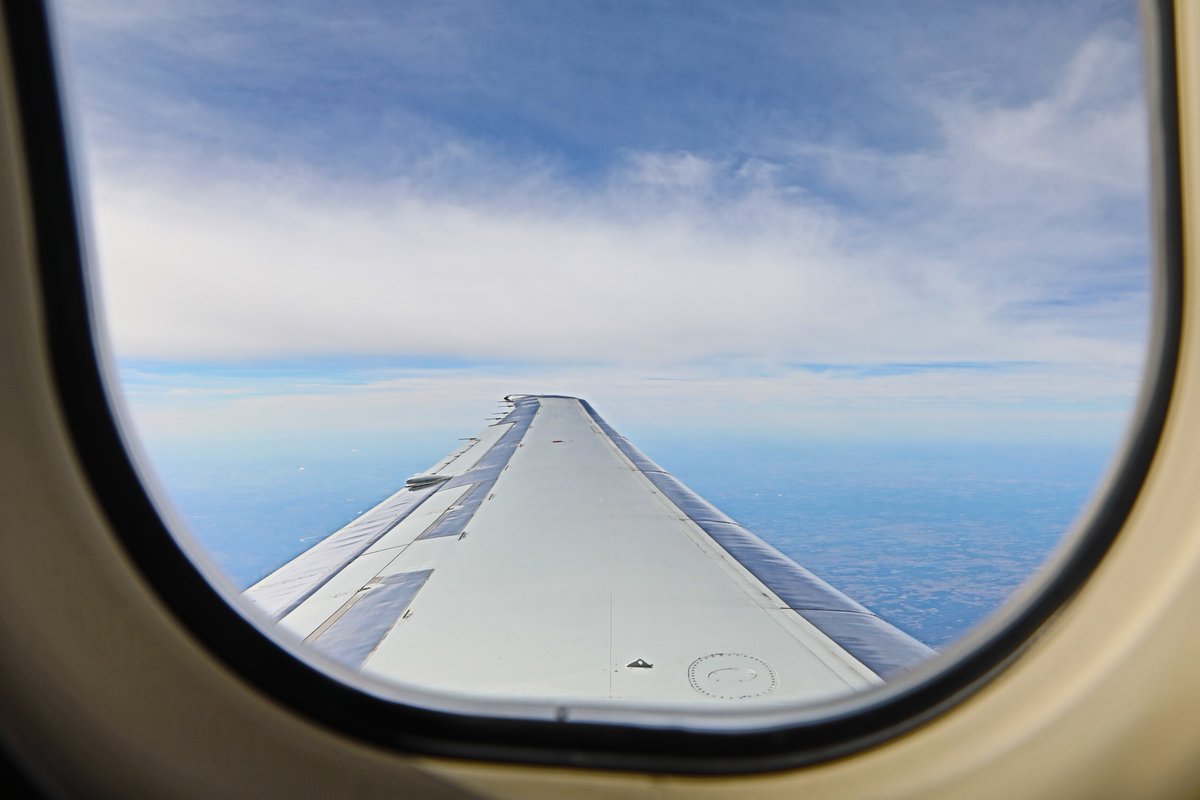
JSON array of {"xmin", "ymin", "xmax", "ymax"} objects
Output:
[{"xmin": 245, "ymin": 395, "xmax": 934, "ymax": 706}]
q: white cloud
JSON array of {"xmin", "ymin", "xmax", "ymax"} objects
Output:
[
  {"xmin": 617, "ymin": 150, "xmax": 717, "ymax": 194},
  {"xmin": 69, "ymin": 23, "xmax": 1151, "ymax": 443},
  {"xmin": 85, "ymin": 46, "xmax": 1149, "ymax": 369}
]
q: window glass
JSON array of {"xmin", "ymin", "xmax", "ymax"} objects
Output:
[{"xmin": 53, "ymin": 1, "xmax": 1151, "ymax": 721}]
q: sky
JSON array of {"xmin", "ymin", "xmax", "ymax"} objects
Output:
[{"xmin": 53, "ymin": 0, "xmax": 1151, "ymax": 449}]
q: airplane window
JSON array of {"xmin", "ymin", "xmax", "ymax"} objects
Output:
[{"xmin": 48, "ymin": 0, "xmax": 1156, "ymax": 749}]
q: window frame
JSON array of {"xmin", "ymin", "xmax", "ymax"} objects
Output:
[{"xmin": 4, "ymin": 0, "xmax": 1184, "ymax": 774}]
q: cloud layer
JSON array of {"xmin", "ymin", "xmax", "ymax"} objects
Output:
[
  {"xmin": 86, "ymin": 32, "xmax": 1147, "ymax": 363},
  {"xmin": 58, "ymin": 2, "xmax": 1151, "ymax": 443}
]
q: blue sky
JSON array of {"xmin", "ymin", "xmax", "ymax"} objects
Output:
[{"xmin": 56, "ymin": 1, "xmax": 1150, "ymax": 448}]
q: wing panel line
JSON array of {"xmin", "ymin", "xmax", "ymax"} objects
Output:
[
  {"xmin": 307, "ymin": 569, "xmax": 434, "ymax": 669},
  {"xmin": 245, "ymin": 483, "xmax": 442, "ymax": 620},
  {"xmin": 416, "ymin": 397, "xmax": 540, "ymax": 540}
]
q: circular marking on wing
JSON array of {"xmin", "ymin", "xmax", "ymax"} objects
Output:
[{"xmin": 688, "ymin": 653, "xmax": 777, "ymax": 699}]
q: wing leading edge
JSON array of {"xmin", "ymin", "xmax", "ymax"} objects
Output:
[{"xmin": 245, "ymin": 395, "xmax": 934, "ymax": 706}]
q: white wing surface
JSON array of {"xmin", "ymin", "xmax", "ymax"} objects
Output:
[{"xmin": 245, "ymin": 396, "xmax": 934, "ymax": 706}]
